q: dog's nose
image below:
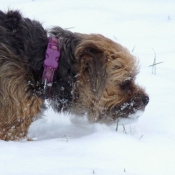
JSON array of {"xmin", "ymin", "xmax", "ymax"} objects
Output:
[{"xmin": 142, "ymin": 95, "xmax": 149, "ymax": 106}]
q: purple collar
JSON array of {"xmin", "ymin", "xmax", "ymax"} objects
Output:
[{"xmin": 42, "ymin": 37, "xmax": 60, "ymax": 98}]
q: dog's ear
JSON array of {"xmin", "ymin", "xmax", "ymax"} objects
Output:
[{"xmin": 75, "ymin": 43, "xmax": 107, "ymax": 99}]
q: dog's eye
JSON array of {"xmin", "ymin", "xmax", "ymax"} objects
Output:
[
  {"xmin": 113, "ymin": 65, "xmax": 121, "ymax": 70},
  {"xmin": 120, "ymin": 80, "xmax": 131, "ymax": 90},
  {"xmin": 85, "ymin": 47, "xmax": 100, "ymax": 54}
]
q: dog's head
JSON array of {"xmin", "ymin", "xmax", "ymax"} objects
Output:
[{"xmin": 73, "ymin": 34, "xmax": 149, "ymax": 123}]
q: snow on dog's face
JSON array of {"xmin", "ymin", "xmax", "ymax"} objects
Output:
[{"xmin": 73, "ymin": 34, "xmax": 149, "ymax": 123}]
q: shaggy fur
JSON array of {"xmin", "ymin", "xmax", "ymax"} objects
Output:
[{"xmin": 0, "ymin": 10, "xmax": 149, "ymax": 140}]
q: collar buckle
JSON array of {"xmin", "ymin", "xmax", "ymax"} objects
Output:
[{"xmin": 42, "ymin": 37, "xmax": 60, "ymax": 98}]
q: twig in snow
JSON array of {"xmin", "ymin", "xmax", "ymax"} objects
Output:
[
  {"xmin": 152, "ymin": 48, "xmax": 156, "ymax": 74},
  {"xmin": 149, "ymin": 48, "xmax": 163, "ymax": 74},
  {"xmin": 149, "ymin": 61, "xmax": 163, "ymax": 69},
  {"xmin": 132, "ymin": 45, "xmax": 136, "ymax": 52},
  {"xmin": 114, "ymin": 36, "xmax": 118, "ymax": 40},
  {"xmin": 139, "ymin": 134, "xmax": 144, "ymax": 139},
  {"xmin": 122, "ymin": 124, "xmax": 127, "ymax": 134},
  {"xmin": 116, "ymin": 119, "xmax": 119, "ymax": 131}
]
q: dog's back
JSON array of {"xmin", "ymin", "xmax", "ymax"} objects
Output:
[{"xmin": 0, "ymin": 10, "xmax": 48, "ymax": 71}]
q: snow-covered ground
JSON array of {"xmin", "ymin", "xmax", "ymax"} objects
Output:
[{"xmin": 1, "ymin": 0, "xmax": 175, "ymax": 174}]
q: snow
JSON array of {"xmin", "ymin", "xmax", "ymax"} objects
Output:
[{"xmin": 1, "ymin": 0, "xmax": 175, "ymax": 174}]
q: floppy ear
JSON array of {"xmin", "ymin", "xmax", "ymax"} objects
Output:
[{"xmin": 75, "ymin": 43, "xmax": 107, "ymax": 99}]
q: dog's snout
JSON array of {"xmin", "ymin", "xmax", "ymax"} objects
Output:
[{"xmin": 142, "ymin": 95, "xmax": 149, "ymax": 106}]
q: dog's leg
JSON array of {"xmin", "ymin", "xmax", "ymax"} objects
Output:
[{"xmin": 0, "ymin": 47, "xmax": 42, "ymax": 141}]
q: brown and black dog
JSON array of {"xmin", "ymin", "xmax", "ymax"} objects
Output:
[{"xmin": 0, "ymin": 10, "xmax": 149, "ymax": 140}]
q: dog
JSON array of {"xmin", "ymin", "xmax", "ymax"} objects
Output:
[{"xmin": 0, "ymin": 10, "xmax": 149, "ymax": 140}]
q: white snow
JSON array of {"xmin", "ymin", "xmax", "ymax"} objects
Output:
[{"xmin": 1, "ymin": 0, "xmax": 175, "ymax": 174}]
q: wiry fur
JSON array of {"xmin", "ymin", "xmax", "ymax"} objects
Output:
[{"xmin": 0, "ymin": 10, "xmax": 149, "ymax": 140}]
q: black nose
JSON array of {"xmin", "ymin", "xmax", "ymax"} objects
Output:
[{"xmin": 142, "ymin": 95, "xmax": 149, "ymax": 106}]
